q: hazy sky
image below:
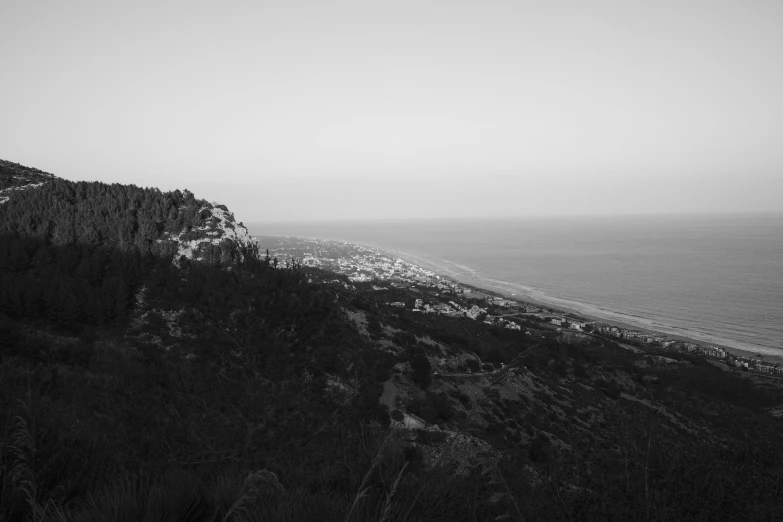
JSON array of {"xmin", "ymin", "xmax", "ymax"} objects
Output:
[{"xmin": 2, "ymin": 0, "xmax": 782, "ymax": 221}]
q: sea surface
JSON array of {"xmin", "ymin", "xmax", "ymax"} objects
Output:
[{"xmin": 249, "ymin": 213, "xmax": 783, "ymax": 357}]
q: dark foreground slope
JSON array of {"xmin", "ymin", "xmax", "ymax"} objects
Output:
[{"xmin": 1, "ymin": 161, "xmax": 783, "ymax": 521}]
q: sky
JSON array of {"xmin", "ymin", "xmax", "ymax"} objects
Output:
[{"xmin": 1, "ymin": 0, "xmax": 782, "ymax": 221}]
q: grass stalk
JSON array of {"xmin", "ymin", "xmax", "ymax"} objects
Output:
[{"xmin": 378, "ymin": 461, "xmax": 408, "ymax": 522}]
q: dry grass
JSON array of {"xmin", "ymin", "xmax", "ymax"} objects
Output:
[
  {"xmin": 223, "ymin": 470, "xmax": 284, "ymax": 522},
  {"xmin": 1, "ymin": 399, "xmax": 37, "ymax": 519},
  {"xmin": 344, "ymin": 429, "xmax": 395, "ymax": 522},
  {"xmin": 378, "ymin": 461, "xmax": 408, "ymax": 522}
]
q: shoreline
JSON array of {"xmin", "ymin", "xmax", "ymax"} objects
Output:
[
  {"xmin": 370, "ymin": 245, "xmax": 783, "ymax": 365},
  {"xmin": 254, "ymin": 234, "xmax": 783, "ymax": 365}
]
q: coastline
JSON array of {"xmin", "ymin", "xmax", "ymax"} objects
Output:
[{"xmin": 369, "ymin": 244, "xmax": 783, "ymax": 365}]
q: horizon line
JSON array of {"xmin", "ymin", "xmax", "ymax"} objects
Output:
[{"xmin": 248, "ymin": 210, "xmax": 783, "ymax": 226}]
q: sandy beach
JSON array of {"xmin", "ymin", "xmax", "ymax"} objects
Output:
[{"xmin": 375, "ymin": 245, "xmax": 783, "ymax": 366}]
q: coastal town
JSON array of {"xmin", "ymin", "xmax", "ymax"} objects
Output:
[{"xmin": 257, "ymin": 235, "xmax": 783, "ymax": 379}]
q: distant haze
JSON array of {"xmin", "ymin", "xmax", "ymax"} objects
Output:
[{"xmin": 2, "ymin": 0, "xmax": 782, "ymax": 221}]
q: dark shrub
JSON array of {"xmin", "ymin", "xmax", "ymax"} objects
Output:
[
  {"xmin": 452, "ymin": 389, "xmax": 471, "ymax": 406},
  {"xmin": 406, "ymin": 396, "xmax": 423, "ymax": 417},
  {"xmin": 411, "ymin": 353, "xmax": 432, "ymax": 389},
  {"xmin": 404, "ymin": 445, "xmax": 423, "ymax": 465},
  {"xmin": 429, "ymin": 392, "xmax": 455, "ymax": 423},
  {"xmin": 529, "ymin": 433, "xmax": 553, "ymax": 463},
  {"xmin": 597, "ymin": 378, "xmax": 622, "ymax": 400},
  {"xmin": 395, "ymin": 331, "xmax": 418, "ymax": 347},
  {"xmin": 417, "ymin": 429, "xmax": 449, "ymax": 445},
  {"xmin": 367, "ymin": 316, "xmax": 382, "ymax": 335}
]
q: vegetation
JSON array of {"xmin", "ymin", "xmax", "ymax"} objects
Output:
[
  {"xmin": 409, "ymin": 352, "xmax": 432, "ymax": 389},
  {"xmin": 1, "ymin": 161, "xmax": 783, "ymax": 520}
]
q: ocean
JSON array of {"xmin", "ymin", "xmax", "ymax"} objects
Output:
[{"xmin": 249, "ymin": 213, "xmax": 783, "ymax": 357}]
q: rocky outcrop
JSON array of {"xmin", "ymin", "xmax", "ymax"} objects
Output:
[{"xmin": 157, "ymin": 202, "xmax": 259, "ymax": 266}]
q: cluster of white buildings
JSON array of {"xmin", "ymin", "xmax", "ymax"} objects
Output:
[
  {"xmin": 334, "ymin": 252, "xmax": 435, "ymax": 283},
  {"xmin": 687, "ymin": 345, "xmax": 783, "ymax": 375},
  {"xmin": 752, "ymin": 361, "xmax": 783, "ymax": 375},
  {"xmin": 302, "ymin": 246, "xmax": 467, "ymax": 294},
  {"xmin": 684, "ymin": 344, "xmax": 727, "ymax": 359},
  {"xmin": 550, "ymin": 316, "xmax": 591, "ymax": 331},
  {"xmin": 594, "ymin": 323, "xmax": 783, "ymax": 377},
  {"xmin": 593, "ymin": 324, "xmax": 670, "ymax": 345},
  {"xmin": 411, "ymin": 299, "xmax": 522, "ymax": 330}
]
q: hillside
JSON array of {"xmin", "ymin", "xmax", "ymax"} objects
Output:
[
  {"xmin": 0, "ymin": 160, "xmax": 56, "ymax": 204},
  {"xmin": 1, "ymin": 160, "xmax": 783, "ymax": 521},
  {"xmin": 0, "ymin": 160, "xmax": 257, "ymax": 263}
]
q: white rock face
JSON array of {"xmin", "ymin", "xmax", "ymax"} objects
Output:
[
  {"xmin": 205, "ymin": 205, "xmax": 254, "ymax": 245},
  {"xmin": 159, "ymin": 203, "xmax": 259, "ymax": 266}
]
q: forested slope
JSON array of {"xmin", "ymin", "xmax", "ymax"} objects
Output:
[
  {"xmin": 0, "ymin": 162, "xmax": 260, "ymax": 328},
  {"xmin": 0, "ymin": 166, "xmax": 257, "ymax": 263}
]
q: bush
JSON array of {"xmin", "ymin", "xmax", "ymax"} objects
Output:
[
  {"xmin": 597, "ymin": 378, "xmax": 622, "ymax": 400},
  {"xmin": 405, "ymin": 397, "xmax": 423, "ymax": 417},
  {"xmin": 367, "ymin": 316, "xmax": 382, "ymax": 335},
  {"xmin": 394, "ymin": 331, "xmax": 417, "ymax": 347},
  {"xmin": 417, "ymin": 429, "xmax": 449, "ymax": 445},
  {"xmin": 529, "ymin": 433, "xmax": 553, "ymax": 463},
  {"xmin": 411, "ymin": 353, "xmax": 432, "ymax": 389},
  {"xmin": 483, "ymin": 347, "xmax": 505, "ymax": 363},
  {"xmin": 486, "ymin": 389, "xmax": 501, "ymax": 400},
  {"xmin": 404, "ymin": 445, "xmax": 423, "ymax": 465},
  {"xmin": 428, "ymin": 392, "xmax": 455, "ymax": 424},
  {"xmin": 451, "ymin": 389, "xmax": 471, "ymax": 407}
]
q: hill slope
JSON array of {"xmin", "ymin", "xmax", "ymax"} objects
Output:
[
  {"xmin": 0, "ymin": 160, "xmax": 258, "ymax": 264},
  {"xmin": 0, "ymin": 159, "xmax": 56, "ymax": 204},
  {"xmin": 1, "ymin": 160, "xmax": 782, "ymax": 521}
]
